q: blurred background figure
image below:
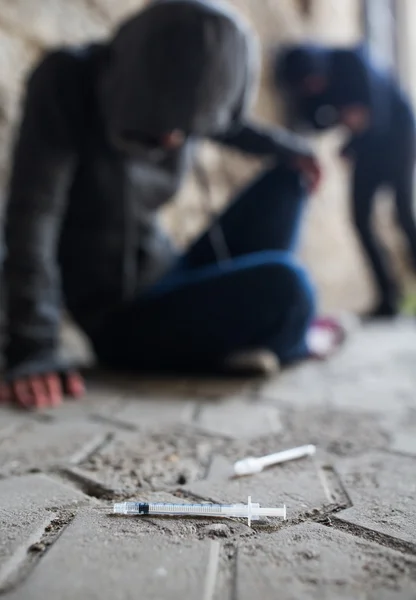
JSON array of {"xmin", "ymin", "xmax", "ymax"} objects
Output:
[
  {"xmin": 1, "ymin": 0, "xmax": 416, "ymax": 391},
  {"xmin": 275, "ymin": 41, "xmax": 416, "ymax": 319}
]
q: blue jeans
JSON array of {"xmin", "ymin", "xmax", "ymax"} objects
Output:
[{"xmin": 92, "ymin": 164, "xmax": 316, "ymax": 373}]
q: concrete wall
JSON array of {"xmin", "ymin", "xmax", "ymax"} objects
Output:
[
  {"xmin": 0, "ymin": 0, "xmax": 375, "ymax": 313},
  {"xmin": 397, "ymin": 0, "xmax": 416, "ymax": 107}
]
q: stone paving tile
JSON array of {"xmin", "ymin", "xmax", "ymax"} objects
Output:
[
  {"xmin": 0, "ymin": 392, "xmax": 122, "ymax": 432},
  {"xmin": 390, "ymin": 429, "xmax": 416, "ymax": 457},
  {"xmin": 38, "ymin": 391, "xmax": 124, "ymax": 422},
  {"xmin": 327, "ymin": 320, "xmax": 416, "ymax": 377},
  {"xmin": 0, "ymin": 474, "xmax": 88, "ymax": 588},
  {"xmin": 380, "ymin": 409, "xmax": 416, "ymax": 456},
  {"xmin": 0, "ymin": 407, "xmax": 39, "ymax": 439},
  {"xmin": 3, "ymin": 509, "xmax": 227, "ymax": 600},
  {"xmin": 77, "ymin": 430, "xmax": 224, "ymax": 493},
  {"xmin": 255, "ymin": 362, "xmax": 333, "ymax": 408},
  {"xmin": 111, "ymin": 397, "xmax": 196, "ymax": 431},
  {"xmin": 107, "ymin": 375, "xmax": 254, "ymax": 400},
  {"xmin": 204, "ymin": 455, "xmax": 235, "ymax": 481},
  {"xmin": 242, "ymin": 406, "xmax": 389, "ymax": 459},
  {"xmin": 84, "ymin": 374, "xmax": 196, "ymax": 398},
  {"xmin": 257, "ymin": 362, "xmax": 415, "ymax": 415},
  {"xmin": 236, "ymin": 523, "xmax": 416, "ymax": 600},
  {"xmin": 0, "ymin": 421, "xmax": 110, "ymax": 476},
  {"xmin": 184, "ymin": 455, "xmax": 335, "ymax": 521},
  {"xmin": 336, "ymin": 452, "xmax": 416, "ymax": 545},
  {"xmin": 257, "ymin": 322, "xmax": 416, "ymax": 414},
  {"xmin": 40, "ymin": 387, "xmax": 195, "ymax": 428},
  {"xmin": 185, "ymin": 378, "xmax": 254, "ymax": 399},
  {"xmin": 194, "ymin": 398, "xmax": 282, "ymax": 439}
]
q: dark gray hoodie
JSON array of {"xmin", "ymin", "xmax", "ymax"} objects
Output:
[{"xmin": 2, "ymin": 0, "xmax": 313, "ymax": 380}]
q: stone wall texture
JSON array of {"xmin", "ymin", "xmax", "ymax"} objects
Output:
[{"xmin": 1, "ymin": 0, "xmax": 408, "ymax": 312}]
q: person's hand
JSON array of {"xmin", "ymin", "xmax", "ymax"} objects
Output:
[
  {"xmin": 292, "ymin": 154, "xmax": 322, "ymax": 193},
  {"xmin": 0, "ymin": 371, "xmax": 85, "ymax": 410},
  {"xmin": 339, "ymin": 105, "xmax": 370, "ymax": 133}
]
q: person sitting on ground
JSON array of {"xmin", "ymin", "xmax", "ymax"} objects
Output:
[
  {"xmin": 0, "ymin": 0, "xmax": 345, "ymax": 410},
  {"xmin": 275, "ymin": 43, "xmax": 416, "ymax": 320}
]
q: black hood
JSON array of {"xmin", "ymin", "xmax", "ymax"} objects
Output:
[
  {"xmin": 100, "ymin": 0, "xmax": 259, "ymax": 143},
  {"xmin": 275, "ymin": 43, "xmax": 331, "ymax": 88}
]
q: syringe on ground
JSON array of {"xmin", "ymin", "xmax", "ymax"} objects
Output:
[{"xmin": 113, "ymin": 496, "xmax": 286, "ymax": 527}]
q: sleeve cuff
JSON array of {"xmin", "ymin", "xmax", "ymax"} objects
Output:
[{"xmin": 4, "ymin": 355, "xmax": 79, "ymax": 382}]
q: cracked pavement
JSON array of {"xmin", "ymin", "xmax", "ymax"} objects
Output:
[{"xmin": 0, "ymin": 320, "xmax": 416, "ymax": 599}]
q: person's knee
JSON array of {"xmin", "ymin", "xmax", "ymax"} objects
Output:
[
  {"xmin": 255, "ymin": 163, "xmax": 306, "ymax": 209},
  {"xmin": 267, "ymin": 163, "xmax": 306, "ymax": 193},
  {"xmin": 261, "ymin": 256, "xmax": 316, "ymax": 350},
  {"xmin": 250, "ymin": 253, "xmax": 315, "ymax": 319},
  {"xmin": 278, "ymin": 258, "xmax": 316, "ymax": 320}
]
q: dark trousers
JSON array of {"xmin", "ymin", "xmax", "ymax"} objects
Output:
[
  {"xmin": 352, "ymin": 144, "xmax": 416, "ymax": 309},
  {"xmin": 91, "ymin": 165, "xmax": 316, "ymax": 373}
]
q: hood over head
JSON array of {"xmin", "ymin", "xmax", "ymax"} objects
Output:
[
  {"xmin": 275, "ymin": 43, "xmax": 330, "ymax": 88},
  {"xmin": 100, "ymin": 0, "xmax": 259, "ymax": 145}
]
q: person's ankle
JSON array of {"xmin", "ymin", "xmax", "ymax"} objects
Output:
[{"xmin": 361, "ymin": 301, "xmax": 398, "ymax": 321}]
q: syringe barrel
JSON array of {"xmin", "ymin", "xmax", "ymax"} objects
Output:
[
  {"xmin": 221, "ymin": 503, "xmax": 260, "ymax": 520},
  {"xmin": 113, "ymin": 500, "xmax": 287, "ymax": 522},
  {"xmin": 114, "ymin": 502, "xmax": 138, "ymax": 514},
  {"xmin": 150, "ymin": 504, "xmax": 226, "ymax": 517}
]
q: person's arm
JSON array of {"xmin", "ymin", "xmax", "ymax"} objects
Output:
[
  {"xmin": 333, "ymin": 47, "xmax": 389, "ymax": 135},
  {"xmin": 339, "ymin": 133, "xmax": 365, "ymax": 159},
  {"xmin": 3, "ymin": 51, "xmax": 83, "ymax": 382},
  {"xmin": 211, "ymin": 119, "xmax": 315, "ymax": 161},
  {"xmin": 211, "ymin": 119, "xmax": 322, "ymax": 193}
]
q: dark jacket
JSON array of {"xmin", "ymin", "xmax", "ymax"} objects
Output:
[{"xmin": 2, "ymin": 0, "xmax": 313, "ymax": 380}]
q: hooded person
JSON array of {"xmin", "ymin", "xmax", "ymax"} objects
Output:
[
  {"xmin": 1, "ymin": 0, "xmax": 342, "ymax": 409},
  {"xmin": 275, "ymin": 43, "xmax": 416, "ymax": 319}
]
